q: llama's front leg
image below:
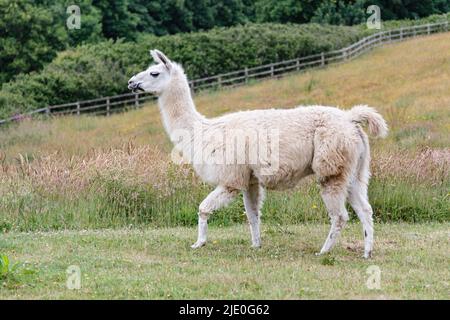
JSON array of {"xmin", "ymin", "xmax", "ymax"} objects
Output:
[
  {"xmin": 243, "ymin": 183, "xmax": 265, "ymax": 248},
  {"xmin": 191, "ymin": 186, "xmax": 238, "ymax": 248}
]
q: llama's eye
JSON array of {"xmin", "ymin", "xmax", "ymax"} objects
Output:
[{"xmin": 150, "ymin": 72, "xmax": 160, "ymax": 78}]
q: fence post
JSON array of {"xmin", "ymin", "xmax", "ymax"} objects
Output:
[
  {"xmin": 343, "ymin": 48, "xmax": 348, "ymax": 61},
  {"xmin": 400, "ymin": 27, "xmax": 403, "ymax": 40},
  {"xmin": 270, "ymin": 64, "xmax": 274, "ymax": 77},
  {"xmin": 244, "ymin": 67, "xmax": 249, "ymax": 84},
  {"xmin": 321, "ymin": 52, "xmax": 325, "ymax": 66},
  {"xmin": 296, "ymin": 58, "xmax": 300, "ymax": 71},
  {"xmin": 427, "ymin": 24, "xmax": 431, "ymax": 35},
  {"xmin": 76, "ymin": 102, "xmax": 80, "ymax": 116},
  {"xmin": 106, "ymin": 98, "xmax": 110, "ymax": 116},
  {"xmin": 46, "ymin": 107, "xmax": 50, "ymax": 115},
  {"xmin": 135, "ymin": 93, "xmax": 139, "ymax": 108},
  {"xmin": 218, "ymin": 75, "xmax": 222, "ymax": 88},
  {"xmin": 445, "ymin": 21, "xmax": 448, "ymax": 32}
]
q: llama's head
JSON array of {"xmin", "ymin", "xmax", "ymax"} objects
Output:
[{"xmin": 128, "ymin": 50, "xmax": 173, "ymax": 95}]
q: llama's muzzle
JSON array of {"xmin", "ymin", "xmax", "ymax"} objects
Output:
[{"xmin": 128, "ymin": 80, "xmax": 143, "ymax": 93}]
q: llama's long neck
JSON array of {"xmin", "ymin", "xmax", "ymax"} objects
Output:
[{"xmin": 158, "ymin": 67, "xmax": 206, "ymax": 140}]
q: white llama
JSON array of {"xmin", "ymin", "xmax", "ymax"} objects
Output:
[{"xmin": 128, "ymin": 50, "xmax": 388, "ymax": 258}]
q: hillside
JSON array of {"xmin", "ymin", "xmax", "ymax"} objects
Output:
[
  {"xmin": 1, "ymin": 32, "xmax": 449, "ymax": 301},
  {"xmin": 2, "ymin": 32, "xmax": 449, "ymax": 159},
  {"xmin": 0, "ymin": 32, "xmax": 449, "ymax": 232}
]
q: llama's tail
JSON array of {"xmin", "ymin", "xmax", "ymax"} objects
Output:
[{"xmin": 347, "ymin": 105, "xmax": 388, "ymax": 138}]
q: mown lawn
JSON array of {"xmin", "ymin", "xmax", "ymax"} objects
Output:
[{"xmin": 1, "ymin": 223, "xmax": 448, "ymax": 299}]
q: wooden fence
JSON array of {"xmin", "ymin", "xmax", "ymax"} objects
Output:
[{"xmin": 1, "ymin": 21, "xmax": 448, "ymax": 125}]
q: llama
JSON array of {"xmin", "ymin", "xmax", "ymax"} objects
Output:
[{"xmin": 128, "ymin": 50, "xmax": 388, "ymax": 258}]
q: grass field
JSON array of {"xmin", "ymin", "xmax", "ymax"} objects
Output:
[
  {"xmin": 1, "ymin": 223, "xmax": 448, "ymax": 299},
  {"xmin": 0, "ymin": 33, "xmax": 449, "ymax": 299},
  {"xmin": 1, "ymin": 32, "xmax": 448, "ymax": 230},
  {"xmin": 2, "ymin": 32, "xmax": 450, "ymax": 158}
]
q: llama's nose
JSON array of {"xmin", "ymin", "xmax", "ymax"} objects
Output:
[{"xmin": 128, "ymin": 77, "xmax": 137, "ymax": 90}]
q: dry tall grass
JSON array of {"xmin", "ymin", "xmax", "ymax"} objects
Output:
[
  {"xmin": 1, "ymin": 143, "xmax": 447, "ymax": 199},
  {"xmin": 0, "ymin": 32, "xmax": 449, "ymax": 230},
  {"xmin": 1, "ymin": 32, "xmax": 449, "ymax": 160},
  {"xmin": 0, "ymin": 142, "xmax": 200, "ymax": 198}
]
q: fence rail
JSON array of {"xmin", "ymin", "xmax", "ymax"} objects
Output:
[{"xmin": 1, "ymin": 21, "xmax": 448, "ymax": 125}]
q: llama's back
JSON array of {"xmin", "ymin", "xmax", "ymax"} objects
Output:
[{"xmin": 198, "ymin": 105, "xmax": 386, "ymax": 190}]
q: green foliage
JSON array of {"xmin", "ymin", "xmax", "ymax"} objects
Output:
[
  {"xmin": 36, "ymin": 0, "xmax": 104, "ymax": 46},
  {"xmin": 1, "ymin": 0, "xmax": 448, "ymax": 86},
  {"xmin": 0, "ymin": 253, "xmax": 38, "ymax": 288},
  {"xmin": 0, "ymin": 0, "xmax": 66, "ymax": 84},
  {"xmin": 0, "ymin": 23, "xmax": 362, "ymax": 117},
  {"xmin": 128, "ymin": 0, "xmax": 253, "ymax": 36},
  {"xmin": 0, "ymin": 254, "xmax": 19, "ymax": 280},
  {"xmin": 256, "ymin": 0, "xmax": 450, "ymax": 25},
  {"xmin": 93, "ymin": 0, "xmax": 139, "ymax": 40},
  {"xmin": 2, "ymin": 11, "xmax": 449, "ymax": 119},
  {"xmin": 0, "ymin": 0, "xmax": 103, "ymax": 85},
  {"xmin": 254, "ymin": 0, "xmax": 317, "ymax": 23},
  {"xmin": 0, "ymin": 253, "xmax": 19, "ymax": 286},
  {"xmin": 311, "ymin": 0, "xmax": 367, "ymax": 25},
  {"xmin": 320, "ymin": 255, "xmax": 336, "ymax": 266},
  {"xmin": 368, "ymin": 0, "xmax": 450, "ymax": 20}
]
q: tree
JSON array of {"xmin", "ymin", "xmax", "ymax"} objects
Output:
[
  {"xmin": 311, "ymin": 0, "xmax": 366, "ymax": 25},
  {"xmin": 0, "ymin": 0, "xmax": 66, "ymax": 84},
  {"xmin": 129, "ymin": 0, "xmax": 253, "ymax": 36},
  {"xmin": 35, "ymin": 0, "xmax": 103, "ymax": 46},
  {"xmin": 254, "ymin": 0, "xmax": 318, "ymax": 24},
  {"xmin": 368, "ymin": 0, "xmax": 450, "ymax": 20},
  {"xmin": 92, "ymin": 0, "xmax": 139, "ymax": 40}
]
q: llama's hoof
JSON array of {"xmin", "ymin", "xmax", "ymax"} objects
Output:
[
  {"xmin": 191, "ymin": 241, "xmax": 206, "ymax": 249},
  {"xmin": 251, "ymin": 243, "xmax": 261, "ymax": 249},
  {"xmin": 315, "ymin": 252, "xmax": 322, "ymax": 256},
  {"xmin": 363, "ymin": 251, "xmax": 372, "ymax": 259}
]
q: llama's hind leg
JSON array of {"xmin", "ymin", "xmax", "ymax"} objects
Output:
[
  {"xmin": 243, "ymin": 183, "xmax": 265, "ymax": 248},
  {"xmin": 192, "ymin": 185, "xmax": 238, "ymax": 249},
  {"xmin": 316, "ymin": 176, "xmax": 350, "ymax": 255},
  {"xmin": 348, "ymin": 180, "xmax": 374, "ymax": 259}
]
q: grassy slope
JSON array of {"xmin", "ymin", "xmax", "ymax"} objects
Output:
[
  {"xmin": 0, "ymin": 33, "xmax": 449, "ymax": 231},
  {"xmin": 0, "ymin": 33, "xmax": 449, "ymax": 300},
  {"xmin": 1, "ymin": 223, "xmax": 449, "ymax": 299},
  {"xmin": 1, "ymin": 32, "xmax": 450, "ymax": 158}
]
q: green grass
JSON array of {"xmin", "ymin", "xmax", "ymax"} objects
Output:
[
  {"xmin": 1, "ymin": 223, "xmax": 448, "ymax": 299},
  {"xmin": 0, "ymin": 26, "xmax": 448, "ymax": 301},
  {"xmin": 1, "ymin": 176, "xmax": 448, "ymax": 232}
]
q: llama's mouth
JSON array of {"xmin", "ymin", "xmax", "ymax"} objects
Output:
[
  {"xmin": 128, "ymin": 82, "xmax": 144, "ymax": 93},
  {"xmin": 132, "ymin": 87, "xmax": 145, "ymax": 93}
]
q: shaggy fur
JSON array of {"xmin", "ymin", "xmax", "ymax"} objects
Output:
[{"xmin": 128, "ymin": 50, "xmax": 388, "ymax": 258}]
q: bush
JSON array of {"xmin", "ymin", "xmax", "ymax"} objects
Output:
[
  {"xmin": 0, "ymin": 23, "xmax": 362, "ymax": 118},
  {"xmin": 1, "ymin": 13, "xmax": 449, "ymax": 119}
]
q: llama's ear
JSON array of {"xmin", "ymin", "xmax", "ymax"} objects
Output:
[{"xmin": 150, "ymin": 49, "xmax": 172, "ymax": 70}]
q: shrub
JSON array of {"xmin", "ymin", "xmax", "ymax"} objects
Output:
[
  {"xmin": 0, "ymin": 13, "xmax": 449, "ymax": 119},
  {"xmin": 0, "ymin": 23, "xmax": 362, "ymax": 118}
]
